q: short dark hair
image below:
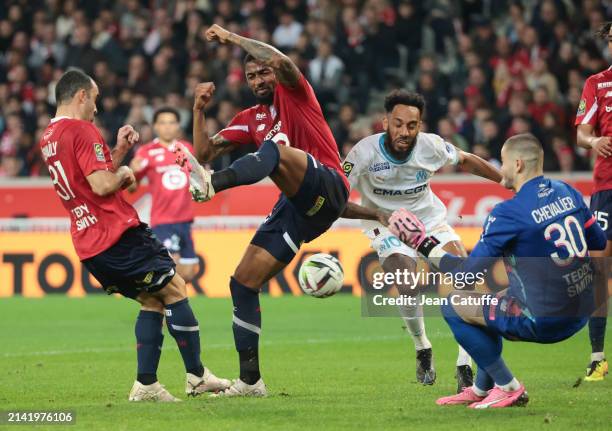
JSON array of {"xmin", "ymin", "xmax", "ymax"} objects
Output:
[
  {"xmin": 153, "ymin": 107, "xmax": 180, "ymax": 123},
  {"xmin": 243, "ymin": 53, "xmax": 258, "ymax": 65},
  {"xmin": 55, "ymin": 69, "xmax": 93, "ymax": 105},
  {"xmin": 384, "ymin": 89, "xmax": 426, "ymax": 115},
  {"xmin": 504, "ymin": 133, "xmax": 544, "ymax": 158}
]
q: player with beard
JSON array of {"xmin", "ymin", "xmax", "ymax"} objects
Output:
[
  {"xmin": 342, "ymin": 90, "xmax": 502, "ymax": 391},
  {"xmin": 179, "ymin": 24, "xmax": 365, "ymax": 396}
]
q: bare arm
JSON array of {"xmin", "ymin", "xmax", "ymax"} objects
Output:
[
  {"xmin": 111, "ymin": 125, "xmax": 140, "ymax": 170},
  {"xmin": 341, "ymin": 202, "xmax": 391, "ymax": 227},
  {"xmin": 126, "ymin": 157, "xmax": 142, "ymax": 193},
  {"xmin": 577, "ymin": 124, "xmax": 612, "ymax": 157},
  {"xmin": 192, "ymin": 82, "xmax": 238, "ymax": 163},
  {"xmin": 86, "ymin": 166, "xmax": 135, "ymax": 197},
  {"xmin": 457, "ymin": 151, "xmax": 503, "ymax": 183},
  {"xmin": 206, "ymin": 24, "xmax": 301, "ymax": 87},
  {"xmin": 193, "ymin": 110, "xmax": 237, "ymax": 163}
]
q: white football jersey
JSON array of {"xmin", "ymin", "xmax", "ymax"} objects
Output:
[{"xmin": 343, "ymin": 132, "xmax": 459, "ymax": 230}]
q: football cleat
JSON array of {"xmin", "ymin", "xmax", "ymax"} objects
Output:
[
  {"xmin": 186, "ymin": 367, "xmax": 232, "ymax": 396},
  {"xmin": 128, "ymin": 381, "xmax": 181, "ymax": 402},
  {"xmin": 174, "ymin": 143, "xmax": 215, "ymax": 202},
  {"xmin": 416, "ymin": 348, "xmax": 436, "ymax": 385},
  {"xmin": 584, "ymin": 359, "xmax": 608, "ymax": 382},
  {"xmin": 456, "ymin": 365, "xmax": 474, "ymax": 393},
  {"xmin": 436, "ymin": 386, "xmax": 486, "ymax": 406},
  {"xmin": 468, "ymin": 384, "xmax": 529, "ymax": 409},
  {"xmin": 210, "ymin": 378, "xmax": 267, "ymax": 397}
]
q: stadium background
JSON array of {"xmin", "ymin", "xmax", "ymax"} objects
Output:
[{"xmin": 0, "ymin": 0, "xmax": 609, "ymax": 297}]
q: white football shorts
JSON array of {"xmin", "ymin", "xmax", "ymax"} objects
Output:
[{"xmin": 366, "ymin": 224, "xmax": 461, "ymax": 262}]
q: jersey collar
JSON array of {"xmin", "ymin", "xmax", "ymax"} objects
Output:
[
  {"xmin": 50, "ymin": 116, "xmax": 71, "ymax": 123},
  {"xmin": 378, "ymin": 133, "xmax": 413, "ymax": 165},
  {"xmin": 518, "ymin": 175, "xmax": 546, "ymax": 194}
]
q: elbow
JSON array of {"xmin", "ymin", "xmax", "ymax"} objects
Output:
[
  {"xmin": 91, "ymin": 180, "xmax": 114, "ymax": 197},
  {"xmin": 195, "ymin": 149, "xmax": 211, "ymax": 164},
  {"xmin": 269, "ymin": 54, "xmax": 290, "ymax": 69}
]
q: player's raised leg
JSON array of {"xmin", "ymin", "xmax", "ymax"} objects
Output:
[{"xmin": 183, "ymin": 135, "xmax": 308, "ymax": 203}]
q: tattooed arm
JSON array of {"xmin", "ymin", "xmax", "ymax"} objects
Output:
[{"xmin": 205, "ymin": 24, "xmax": 301, "ymax": 88}]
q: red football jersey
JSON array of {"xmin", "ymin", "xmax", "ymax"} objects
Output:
[
  {"xmin": 39, "ymin": 117, "xmax": 140, "ymax": 260},
  {"xmin": 218, "ymin": 74, "xmax": 349, "ymax": 190},
  {"xmin": 575, "ymin": 67, "xmax": 612, "ymax": 193},
  {"xmin": 133, "ymin": 139, "xmax": 194, "ymax": 226}
]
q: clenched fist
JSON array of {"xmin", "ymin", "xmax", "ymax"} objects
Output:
[
  {"xmin": 193, "ymin": 82, "xmax": 216, "ymax": 111},
  {"xmin": 205, "ymin": 24, "xmax": 232, "ymax": 44}
]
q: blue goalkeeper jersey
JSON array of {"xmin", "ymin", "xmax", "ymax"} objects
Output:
[{"xmin": 440, "ymin": 176, "xmax": 606, "ymax": 318}]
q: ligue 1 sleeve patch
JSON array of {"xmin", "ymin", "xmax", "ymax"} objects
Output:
[
  {"xmin": 342, "ymin": 161, "xmax": 354, "ymax": 177},
  {"xmin": 577, "ymin": 99, "xmax": 586, "ymax": 116},
  {"xmin": 93, "ymin": 143, "xmax": 105, "ymax": 162}
]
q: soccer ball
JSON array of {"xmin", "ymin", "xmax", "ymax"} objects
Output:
[{"xmin": 298, "ymin": 253, "xmax": 344, "ymax": 298}]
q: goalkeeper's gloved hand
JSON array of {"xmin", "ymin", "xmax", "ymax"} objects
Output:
[{"xmin": 388, "ymin": 208, "xmax": 442, "ymax": 258}]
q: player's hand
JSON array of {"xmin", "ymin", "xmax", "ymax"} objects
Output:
[
  {"xmin": 117, "ymin": 166, "xmax": 136, "ymax": 190},
  {"xmin": 388, "ymin": 208, "xmax": 426, "ymax": 249},
  {"xmin": 376, "ymin": 209, "xmax": 392, "ymax": 227},
  {"xmin": 205, "ymin": 24, "xmax": 232, "ymax": 44},
  {"xmin": 193, "ymin": 82, "xmax": 216, "ymax": 111},
  {"xmin": 116, "ymin": 125, "xmax": 140, "ymax": 150},
  {"xmin": 591, "ymin": 136, "xmax": 612, "ymax": 157}
]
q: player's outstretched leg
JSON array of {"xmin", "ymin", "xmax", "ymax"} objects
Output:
[
  {"xmin": 128, "ymin": 294, "xmax": 180, "ymax": 402},
  {"xmin": 155, "ymin": 274, "xmax": 231, "ymax": 396},
  {"xmin": 437, "ymin": 296, "xmax": 528, "ymax": 408},
  {"xmin": 184, "ymin": 138, "xmax": 310, "ymax": 202}
]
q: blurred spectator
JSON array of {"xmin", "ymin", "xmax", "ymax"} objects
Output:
[
  {"xmin": 272, "ymin": 11, "xmax": 303, "ymax": 50},
  {"xmin": 0, "ymin": 0, "xmax": 607, "ymax": 177},
  {"xmin": 308, "ymin": 39, "xmax": 345, "ymax": 110}
]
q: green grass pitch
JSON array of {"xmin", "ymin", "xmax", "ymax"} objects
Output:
[{"xmin": 1, "ymin": 295, "xmax": 610, "ymax": 430}]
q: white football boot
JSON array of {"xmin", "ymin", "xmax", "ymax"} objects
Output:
[
  {"xmin": 210, "ymin": 378, "xmax": 268, "ymax": 397},
  {"xmin": 177, "ymin": 145, "xmax": 215, "ymax": 202},
  {"xmin": 186, "ymin": 367, "xmax": 231, "ymax": 396},
  {"xmin": 128, "ymin": 381, "xmax": 181, "ymax": 402}
]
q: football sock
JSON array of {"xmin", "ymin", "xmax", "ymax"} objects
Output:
[
  {"xmin": 498, "ymin": 377, "xmax": 521, "ymax": 392},
  {"xmin": 135, "ymin": 310, "xmax": 164, "ymax": 385},
  {"xmin": 165, "ymin": 298, "xmax": 204, "ymax": 377},
  {"xmin": 211, "ymin": 139, "xmax": 280, "ymax": 192},
  {"xmin": 230, "ymin": 277, "xmax": 261, "ymax": 385},
  {"xmin": 474, "ymin": 366, "xmax": 494, "ymax": 393},
  {"xmin": 397, "ymin": 300, "xmax": 432, "ymax": 351},
  {"xmin": 591, "ymin": 352, "xmax": 605, "ymax": 362},
  {"xmin": 456, "ymin": 345, "xmax": 472, "ymax": 367},
  {"xmin": 589, "ymin": 317, "xmax": 607, "ymax": 354},
  {"xmin": 442, "ymin": 300, "xmax": 514, "ymax": 386}
]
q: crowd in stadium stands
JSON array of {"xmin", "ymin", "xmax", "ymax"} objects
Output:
[{"xmin": 1, "ymin": 0, "xmax": 611, "ymax": 177}]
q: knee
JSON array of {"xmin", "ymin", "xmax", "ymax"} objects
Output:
[
  {"xmin": 441, "ymin": 296, "xmax": 459, "ymax": 322},
  {"xmin": 156, "ymin": 274, "xmax": 187, "ymax": 305},
  {"xmin": 137, "ymin": 294, "xmax": 165, "ymax": 313},
  {"xmin": 178, "ymin": 264, "xmax": 198, "ymax": 284},
  {"xmin": 233, "ymin": 262, "xmax": 265, "ymax": 290}
]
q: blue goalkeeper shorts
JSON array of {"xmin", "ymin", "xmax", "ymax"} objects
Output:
[{"xmin": 483, "ymin": 293, "xmax": 588, "ymax": 344}]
